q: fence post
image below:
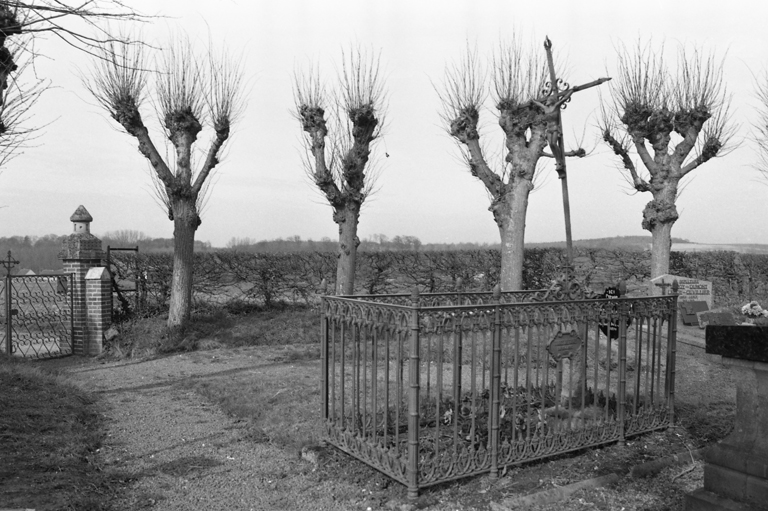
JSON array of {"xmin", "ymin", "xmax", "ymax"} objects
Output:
[
  {"xmin": 320, "ymin": 279, "xmax": 329, "ymax": 421},
  {"xmin": 453, "ymin": 278, "xmax": 464, "ymax": 415},
  {"xmin": 617, "ymin": 298, "xmax": 629, "ymax": 446},
  {"xmin": 490, "ymin": 284, "xmax": 502, "ymax": 479},
  {"xmin": 667, "ymin": 279, "xmax": 678, "ymax": 426},
  {"xmin": 407, "ymin": 287, "xmax": 421, "ymax": 500}
]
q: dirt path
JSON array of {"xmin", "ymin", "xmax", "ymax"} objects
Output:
[
  {"xmin": 62, "ymin": 348, "xmax": 355, "ymax": 511},
  {"xmin": 55, "ymin": 324, "xmax": 733, "ymax": 511}
]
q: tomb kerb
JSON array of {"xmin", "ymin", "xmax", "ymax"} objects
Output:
[{"xmin": 58, "ymin": 205, "xmax": 109, "ymax": 355}]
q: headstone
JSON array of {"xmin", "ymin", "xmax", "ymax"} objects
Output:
[{"xmin": 650, "ymin": 274, "xmax": 713, "ymax": 310}]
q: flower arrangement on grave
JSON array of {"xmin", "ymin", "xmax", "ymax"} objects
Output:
[{"xmin": 740, "ymin": 301, "xmax": 768, "ymax": 326}]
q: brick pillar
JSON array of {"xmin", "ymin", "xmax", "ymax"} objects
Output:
[
  {"xmin": 59, "ymin": 205, "xmax": 107, "ymax": 356},
  {"xmin": 85, "ymin": 267, "xmax": 112, "ymax": 356}
]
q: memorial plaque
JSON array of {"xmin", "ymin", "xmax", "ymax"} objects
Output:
[
  {"xmin": 650, "ymin": 274, "xmax": 713, "ymax": 310},
  {"xmin": 547, "ymin": 330, "xmax": 582, "ymax": 361}
]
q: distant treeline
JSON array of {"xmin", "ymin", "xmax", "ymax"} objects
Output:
[
  {"xmin": 0, "ymin": 232, "xmax": 213, "ymax": 273},
  {"xmin": 225, "ymin": 234, "xmax": 498, "ymax": 253}
]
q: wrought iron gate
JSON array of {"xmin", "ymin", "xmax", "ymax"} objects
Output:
[{"xmin": 0, "ymin": 273, "xmax": 74, "ymax": 359}]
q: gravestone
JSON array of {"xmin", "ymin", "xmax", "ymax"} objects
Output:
[{"xmin": 650, "ymin": 275, "xmax": 713, "ymax": 322}]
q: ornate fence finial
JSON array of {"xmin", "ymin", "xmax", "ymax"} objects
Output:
[
  {"xmin": 456, "ymin": 277, "xmax": 463, "ymax": 292},
  {"xmin": 320, "ymin": 278, "xmax": 327, "ymax": 295},
  {"xmin": 493, "ymin": 283, "xmax": 501, "ymax": 300},
  {"xmin": 618, "ymin": 280, "xmax": 627, "ymax": 296},
  {"xmin": 411, "ymin": 287, "xmax": 420, "ymax": 304},
  {"xmin": 672, "ymin": 279, "xmax": 679, "ymax": 294}
]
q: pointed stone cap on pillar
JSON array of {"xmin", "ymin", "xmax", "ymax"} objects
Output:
[
  {"xmin": 59, "ymin": 206, "xmax": 103, "ymax": 261},
  {"xmin": 70, "ymin": 205, "xmax": 93, "ymax": 234}
]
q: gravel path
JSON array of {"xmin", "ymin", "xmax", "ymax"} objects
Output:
[{"xmin": 62, "ymin": 349, "xmax": 355, "ymax": 511}]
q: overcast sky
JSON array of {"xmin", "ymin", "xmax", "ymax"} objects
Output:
[{"xmin": 1, "ymin": 0, "xmax": 766, "ymax": 248}]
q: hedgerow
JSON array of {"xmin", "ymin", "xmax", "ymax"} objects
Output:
[{"xmin": 108, "ymin": 248, "xmax": 768, "ymax": 314}]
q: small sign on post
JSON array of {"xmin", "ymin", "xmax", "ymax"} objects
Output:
[{"xmin": 547, "ymin": 330, "xmax": 582, "ymax": 361}]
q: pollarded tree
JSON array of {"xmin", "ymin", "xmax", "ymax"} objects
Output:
[
  {"xmin": 87, "ymin": 37, "xmax": 244, "ymax": 329},
  {"xmin": 601, "ymin": 42, "xmax": 732, "ymax": 278},
  {"xmin": 439, "ymin": 43, "xmax": 588, "ymax": 291},
  {"xmin": 294, "ymin": 49, "xmax": 385, "ymax": 295}
]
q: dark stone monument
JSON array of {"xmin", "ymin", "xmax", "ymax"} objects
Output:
[{"xmin": 684, "ymin": 325, "xmax": 768, "ymax": 510}]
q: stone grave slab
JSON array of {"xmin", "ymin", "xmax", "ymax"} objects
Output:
[
  {"xmin": 696, "ymin": 310, "xmax": 736, "ymax": 329},
  {"xmin": 650, "ymin": 274, "xmax": 713, "ymax": 310}
]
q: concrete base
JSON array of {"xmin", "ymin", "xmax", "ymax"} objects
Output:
[
  {"xmin": 684, "ymin": 488, "xmax": 767, "ymax": 511},
  {"xmin": 684, "ymin": 355, "xmax": 768, "ymax": 510}
]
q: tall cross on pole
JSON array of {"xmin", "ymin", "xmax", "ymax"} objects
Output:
[{"xmin": 535, "ymin": 37, "xmax": 611, "ymax": 277}]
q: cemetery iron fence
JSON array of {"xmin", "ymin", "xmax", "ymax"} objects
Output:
[{"xmin": 320, "ymin": 286, "xmax": 678, "ymax": 498}]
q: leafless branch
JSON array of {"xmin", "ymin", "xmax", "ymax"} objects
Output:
[
  {"xmin": 436, "ymin": 44, "xmax": 486, "ymax": 134},
  {"xmin": 0, "ymin": 1, "xmax": 149, "ymax": 72},
  {"xmin": 83, "ymin": 35, "xmax": 148, "ymax": 127},
  {"xmin": 756, "ymin": 71, "xmax": 768, "ymax": 182},
  {"xmin": 156, "ymin": 36, "xmax": 204, "ymax": 140},
  {"xmin": 0, "ymin": 35, "xmax": 46, "ymax": 168},
  {"xmin": 492, "ymin": 36, "xmax": 547, "ymax": 110}
]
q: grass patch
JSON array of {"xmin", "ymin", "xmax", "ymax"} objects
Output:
[
  {"xmin": 184, "ymin": 360, "xmax": 323, "ymax": 449},
  {"xmin": 0, "ymin": 355, "xmax": 130, "ymax": 510},
  {"xmin": 103, "ymin": 303, "xmax": 321, "ymax": 359}
]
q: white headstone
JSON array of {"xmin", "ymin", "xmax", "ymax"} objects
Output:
[{"xmin": 650, "ymin": 274, "xmax": 713, "ymax": 310}]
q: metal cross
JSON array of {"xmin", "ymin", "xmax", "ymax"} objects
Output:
[
  {"xmin": 654, "ymin": 279, "xmax": 672, "ymax": 296},
  {"xmin": 0, "ymin": 250, "xmax": 18, "ymax": 277},
  {"xmin": 535, "ymin": 37, "xmax": 611, "ymax": 272}
]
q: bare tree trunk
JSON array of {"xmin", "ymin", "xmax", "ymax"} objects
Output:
[
  {"xmin": 642, "ymin": 186, "xmax": 678, "ymax": 280},
  {"xmin": 649, "ymin": 222, "xmax": 673, "ymax": 278},
  {"xmin": 336, "ymin": 204, "xmax": 360, "ymax": 295},
  {"xmin": 497, "ymin": 179, "xmax": 534, "ymax": 291},
  {"xmin": 168, "ymin": 196, "xmax": 198, "ymax": 329}
]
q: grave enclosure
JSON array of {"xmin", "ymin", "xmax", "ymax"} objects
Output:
[{"xmin": 321, "ymin": 283, "xmax": 679, "ymax": 498}]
